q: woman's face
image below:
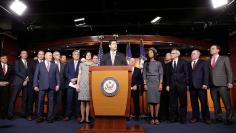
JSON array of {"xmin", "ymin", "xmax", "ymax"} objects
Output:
[
  {"xmin": 86, "ymin": 52, "xmax": 92, "ymax": 60},
  {"xmin": 148, "ymin": 50, "xmax": 154, "ymax": 59}
]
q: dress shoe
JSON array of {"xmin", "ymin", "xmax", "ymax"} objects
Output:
[
  {"xmin": 47, "ymin": 119, "xmax": 54, "ymax": 123},
  {"xmin": 213, "ymin": 118, "xmax": 223, "ymax": 124},
  {"xmin": 63, "ymin": 116, "xmax": 70, "ymax": 121},
  {"xmin": 7, "ymin": 115, "xmax": 13, "ymax": 120},
  {"xmin": 190, "ymin": 118, "xmax": 199, "ymax": 123},
  {"xmin": 224, "ymin": 120, "xmax": 234, "ymax": 125},
  {"xmin": 36, "ymin": 117, "xmax": 44, "ymax": 123},
  {"xmin": 203, "ymin": 119, "xmax": 212, "ymax": 125},
  {"xmin": 27, "ymin": 116, "xmax": 32, "ymax": 121}
]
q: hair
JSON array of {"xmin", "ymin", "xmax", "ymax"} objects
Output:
[
  {"xmin": 93, "ymin": 55, "xmax": 98, "ymax": 58},
  {"xmin": 85, "ymin": 51, "xmax": 92, "ymax": 56},
  {"xmin": 0, "ymin": 54, "xmax": 7, "ymax": 58},
  {"xmin": 192, "ymin": 49, "xmax": 201, "ymax": 55},
  {"xmin": 72, "ymin": 50, "xmax": 80, "ymax": 55},
  {"xmin": 20, "ymin": 50, "xmax": 28, "ymax": 54},
  {"xmin": 38, "ymin": 50, "xmax": 44, "ymax": 54},
  {"xmin": 108, "ymin": 40, "xmax": 117, "ymax": 45},
  {"xmin": 53, "ymin": 51, "xmax": 60, "ymax": 56},
  {"xmin": 171, "ymin": 49, "xmax": 180, "ymax": 56},
  {"xmin": 210, "ymin": 44, "xmax": 221, "ymax": 50},
  {"xmin": 146, "ymin": 47, "xmax": 158, "ymax": 72}
]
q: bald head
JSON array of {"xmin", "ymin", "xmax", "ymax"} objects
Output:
[{"xmin": 45, "ymin": 52, "xmax": 53, "ymax": 62}]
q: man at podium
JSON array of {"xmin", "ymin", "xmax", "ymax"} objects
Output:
[{"xmin": 101, "ymin": 40, "xmax": 127, "ymax": 66}]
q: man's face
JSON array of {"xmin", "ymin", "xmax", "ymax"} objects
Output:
[
  {"xmin": 45, "ymin": 52, "xmax": 53, "ymax": 61},
  {"xmin": 170, "ymin": 50, "xmax": 178, "ymax": 59},
  {"xmin": 109, "ymin": 41, "xmax": 117, "ymax": 51},
  {"xmin": 72, "ymin": 52, "xmax": 80, "ymax": 60},
  {"xmin": 0, "ymin": 56, "xmax": 8, "ymax": 64},
  {"xmin": 191, "ymin": 50, "xmax": 199, "ymax": 60},
  {"xmin": 165, "ymin": 53, "xmax": 171, "ymax": 61},
  {"xmin": 61, "ymin": 55, "xmax": 67, "ymax": 63},
  {"xmin": 53, "ymin": 52, "xmax": 61, "ymax": 60},
  {"xmin": 20, "ymin": 51, "xmax": 28, "ymax": 59},
  {"xmin": 38, "ymin": 51, "xmax": 45, "ymax": 60},
  {"xmin": 92, "ymin": 56, "xmax": 98, "ymax": 64},
  {"xmin": 210, "ymin": 46, "xmax": 219, "ymax": 55}
]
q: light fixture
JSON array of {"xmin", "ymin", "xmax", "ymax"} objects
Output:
[
  {"xmin": 74, "ymin": 18, "xmax": 85, "ymax": 22},
  {"xmin": 9, "ymin": 0, "xmax": 27, "ymax": 16},
  {"xmin": 151, "ymin": 16, "xmax": 162, "ymax": 24},
  {"xmin": 211, "ymin": 0, "xmax": 228, "ymax": 8},
  {"xmin": 74, "ymin": 18, "xmax": 86, "ymax": 27}
]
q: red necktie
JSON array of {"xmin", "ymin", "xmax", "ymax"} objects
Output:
[
  {"xmin": 211, "ymin": 56, "xmax": 216, "ymax": 68},
  {"xmin": 2, "ymin": 64, "xmax": 6, "ymax": 76},
  {"xmin": 192, "ymin": 61, "xmax": 196, "ymax": 70}
]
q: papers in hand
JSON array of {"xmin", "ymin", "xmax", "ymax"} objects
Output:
[{"xmin": 69, "ymin": 82, "xmax": 77, "ymax": 89}]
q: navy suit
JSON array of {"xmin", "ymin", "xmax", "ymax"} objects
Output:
[
  {"xmin": 8, "ymin": 59, "xmax": 31, "ymax": 117},
  {"xmin": 33, "ymin": 62, "xmax": 60, "ymax": 119},
  {"xmin": 64, "ymin": 60, "xmax": 80, "ymax": 118},
  {"xmin": 131, "ymin": 67, "xmax": 143, "ymax": 118},
  {"xmin": 166, "ymin": 59, "xmax": 189, "ymax": 122},
  {"xmin": 189, "ymin": 59, "xmax": 210, "ymax": 120}
]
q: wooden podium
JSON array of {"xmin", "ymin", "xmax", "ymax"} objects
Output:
[{"xmin": 78, "ymin": 66, "xmax": 144, "ymax": 133}]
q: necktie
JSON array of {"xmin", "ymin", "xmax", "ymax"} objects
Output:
[
  {"xmin": 173, "ymin": 61, "xmax": 177, "ymax": 70},
  {"xmin": 57, "ymin": 62, "xmax": 60, "ymax": 72},
  {"xmin": 211, "ymin": 56, "xmax": 216, "ymax": 68},
  {"xmin": 111, "ymin": 52, "xmax": 115, "ymax": 65},
  {"xmin": 46, "ymin": 62, "xmax": 50, "ymax": 72},
  {"xmin": 2, "ymin": 64, "xmax": 6, "ymax": 76},
  {"xmin": 23, "ymin": 60, "xmax": 27, "ymax": 68},
  {"xmin": 192, "ymin": 61, "xmax": 196, "ymax": 70},
  {"xmin": 74, "ymin": 61, "xmax": 77, "ymax": 71}
]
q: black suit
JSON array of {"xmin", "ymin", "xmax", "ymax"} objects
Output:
[
  {"xmin": 53, "ymin": 61, "xmax": 65, "ymax": 118},
  {"xmin": 166, "ymin": 59, "xmax": 189, "ymax": 122},
  {"xmin": 189, "ymin": 59, "xmax": 210, "ymax": 120},
  {"xmin": 0, "ymin": 64, "xmax": 13, "ymax": 118},
  {"xmin": 101, "ymin": 52, "xmax": 127, "ymax": 66},
  {"xmin": 8, "ymin": 59, "xmax": 31, "ymax": 117},
  {"xmin": 158, "ymin": 61, "xmax": 170, "ymax": 121},
  {"xmin": 131, "ymin": 67, "xmax": 143, "ymax": 118}
]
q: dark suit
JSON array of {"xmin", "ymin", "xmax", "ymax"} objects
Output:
[
  {"xmin": 131, "ymin": 67, "xmax": 143, "ymax": 119},
  {"xmin": 28, "ymin": 59, "xmax": 42, "ymax": 116},
  {"xmin": 208, "ymin": 56, "xmax": 234, "ymax": 121},
  {"xmin": 166, "ymin": 59, "xmax": 189, "ymax": 122},
  {"xmin": 158, "ymin": 61, "xmax": 170, "ymax": 121},
  {"xmin": 101, "ymin": 52, "xmax": 127, "ymax": 66},
  {"xmin": 8, "ymin": 59, "xmax": 30, "ymax": 117},
  {"xmin": 52, "ymin": 61, "xmax": 65, "ymax": 118},
  {"xmin": 189, "ymin": 59, "xmax": 210, "ymax": 120},
  {"xmin": 0, "ymin": 64, "xmax": 13, "ymax": 118},
  {"xmin": 33, "ymin": 61, "xmax": 60, "ymax": 119},
  {"xmin": 64, "ymin": 60, "xmax": 80, "ymax": 118}
]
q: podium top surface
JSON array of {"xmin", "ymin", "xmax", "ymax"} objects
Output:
[{"xmin": 89, "ymin": 66, "xmax": 132, "ymax": 71}]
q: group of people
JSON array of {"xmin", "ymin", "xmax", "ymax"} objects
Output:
[
  {"xmin": 129, "ymin": 44, "xmax": 234, "ymax": 125},
  {"xmin": 0, "ymin": 40, "xmax": 234, "ymax": 126}
]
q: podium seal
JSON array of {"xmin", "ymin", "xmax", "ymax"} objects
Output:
[{"xmin": 101, "ymin": 77, "xmax": 119, "ymax": 97}]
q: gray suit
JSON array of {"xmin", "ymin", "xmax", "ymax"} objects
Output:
[{"xmin": 209, "ymin": 55, "xmax": 234, "ymax": 121}]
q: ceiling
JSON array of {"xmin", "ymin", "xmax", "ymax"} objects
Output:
[{"xmin": 0, "ymin": 0, "xmax": 236, "ymax": 44}]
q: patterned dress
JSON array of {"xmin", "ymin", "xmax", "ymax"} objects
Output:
[
  {"xmin": 78, "ymin": 62, "xmax": 97, "ymax": 101},
  {"xmin": 143, "ymin": 60, "xmax": 163, "ymax": 104}
]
